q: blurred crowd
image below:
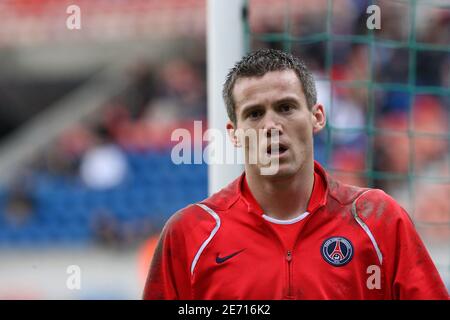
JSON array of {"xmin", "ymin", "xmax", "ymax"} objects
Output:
[{"xmin": 1, "ymin": 54, "xmax": 207, "ymax": 247}]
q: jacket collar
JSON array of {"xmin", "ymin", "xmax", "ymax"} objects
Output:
[{"xmin": 240, "ymin": 160, "xmax": 328, "ymax": 215}]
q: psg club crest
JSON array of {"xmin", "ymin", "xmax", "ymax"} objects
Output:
[{"xmin": 321, "ymin": 237, "xmax": 353, "ymax": 267}]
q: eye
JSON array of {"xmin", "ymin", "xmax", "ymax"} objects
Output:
[
  {"xmin": 247, "ymin": 109, "xmax": 263, "ymax": 120},
  {"xmin": 279, "ymin": 104, "xmax": 293, "ymax": 113}
]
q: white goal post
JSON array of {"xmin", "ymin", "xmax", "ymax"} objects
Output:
[{"xmin": 206, "ymin": 0, "xmax": 246, "ymax": 195}]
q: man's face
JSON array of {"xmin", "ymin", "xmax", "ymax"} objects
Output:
[{"xmin": 227, "ymin": 70, "xmax": 325, "ymax": 178}]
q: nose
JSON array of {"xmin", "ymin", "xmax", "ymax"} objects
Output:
[{"xmin": 262, "ymin": 110, "xmax": 283, "ymax": 138}]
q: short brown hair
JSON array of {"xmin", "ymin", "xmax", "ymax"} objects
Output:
[{"xmin": 223, "ymin": 49, "xmax": 317, "ymax": 124}]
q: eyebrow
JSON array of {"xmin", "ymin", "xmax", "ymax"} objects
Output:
[
  {"xmin": 274, "ymin": 97, "xmax": 301, "ymax": 107},
  {"xmin": 239, "ymin": 96, "xmax": 301, "ymax": 115}
]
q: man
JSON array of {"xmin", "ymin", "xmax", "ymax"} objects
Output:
[{"xmin": 143, "ymin": 49, "xmax": 449, "ymax": 299}]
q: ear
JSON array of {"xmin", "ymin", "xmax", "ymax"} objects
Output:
[
  {"xmin": 311, "ymin": 103, "xmax": 326, "ymax": 134},
  {"xmin": 226, "ymin": 121, "xmax": 242, "ymax": 147}
]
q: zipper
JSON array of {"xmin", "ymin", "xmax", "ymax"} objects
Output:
[
  {"xmin": 259, "ymin": 221, "xmax": 293, "ymax": 298},
  {"xmin": 258, "ymin": 208, "xmax": 321, "ymax": 299},
  {"xmin": 286, "ymin": 250, "xmax": 293, "ymax": 297}
]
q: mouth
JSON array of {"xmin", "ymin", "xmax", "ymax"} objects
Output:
[{"xmin": 266, "ymin": 142, "xmax": 288, "ymax": 156}]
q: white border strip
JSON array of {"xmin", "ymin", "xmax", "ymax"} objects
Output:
[
  {"xmin": 352, "ymin": 191, "xmax": 383, "ymax": 265},
  {"xmin": 191, "ymin": 204, "xmax": 221, "ymax": 275},
  {"xmin": 262, "ymin": 211, "xmax": 310, "ymax": 225}
]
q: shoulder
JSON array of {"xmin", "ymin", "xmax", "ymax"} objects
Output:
[
  {"xmin": 162, "ymin": 174, "xmax": 243, "ymax": 235},
  {"xmin": 354, "ymin": 188, "xmax": 409, "ymax": 218},
  {"xmin": 326, "ymin": 175, "xmax": 370, "ymax": 205},
  {"xmin": 351, "ymin": 188, "xmax": 413, "ymax": 229},
  {"xmin": 199, "ymin": 174, "xmax": 242, "ymax": 211},
  {"xmin": 326, "ymin": 174, "xmax": 411, "ymax": 224},
  {"xmin": 162, "ymin": 176, "xmax": 242, "ymax": 246},
  {"xmin": 162, "ymin": 204, "xmax": 217, "ymax": 237}
]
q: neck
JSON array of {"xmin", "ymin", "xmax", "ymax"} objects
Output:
[{"xmin": 246, "ymin": 160, "xmax": 315, "ymax": 220}]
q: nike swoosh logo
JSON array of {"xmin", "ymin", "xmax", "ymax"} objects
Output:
[{"xmin": 216, "ymin": 249, "xmax": 245, "ymax": 264}]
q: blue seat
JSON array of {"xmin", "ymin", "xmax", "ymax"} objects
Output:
[{"xmin": 1, "ymin": 150, "xmax": 212, "ymax": 246}]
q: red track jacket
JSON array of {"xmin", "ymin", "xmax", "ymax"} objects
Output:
[{"xmin": 143, "ymin": 162, "xmax": 449, "ymax": 299}]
